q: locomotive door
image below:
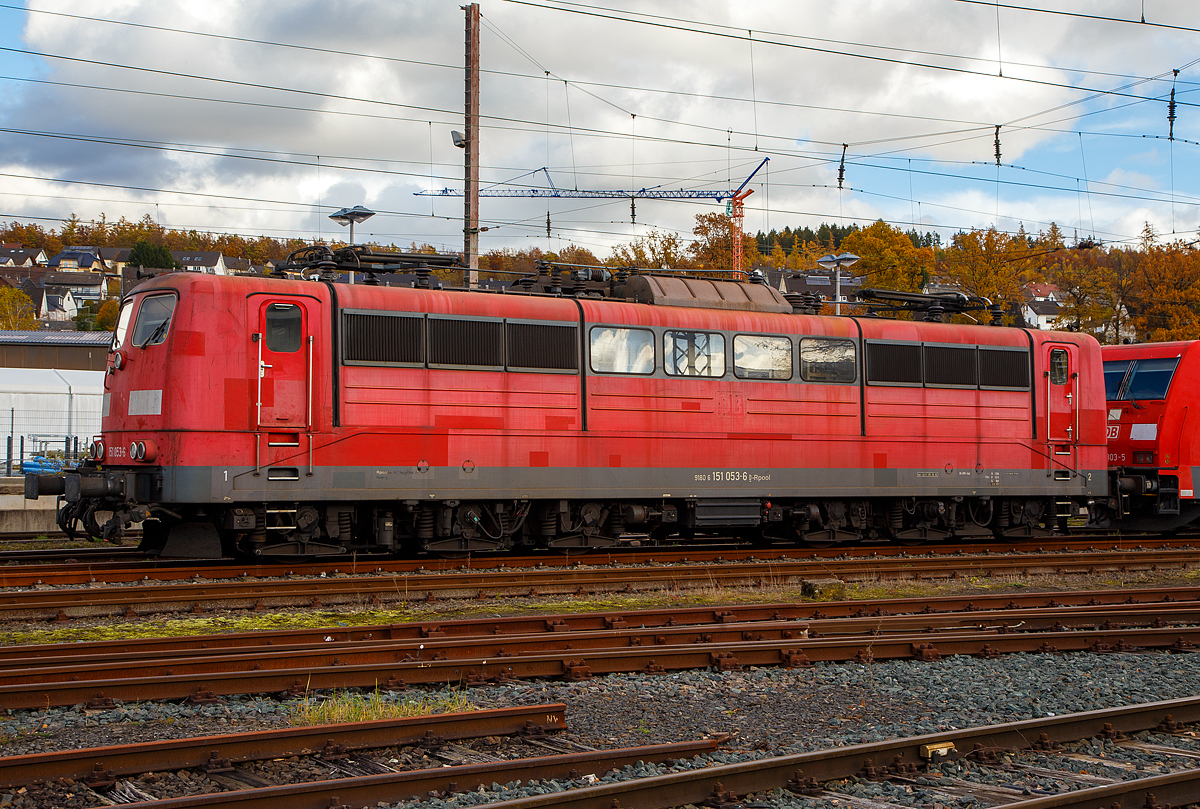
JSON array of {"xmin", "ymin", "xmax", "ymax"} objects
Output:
[
  {"xmin": 254, "ymin": 300, "xmax": 312, "ymax": 429},
  {"xmin": 1045, "ymin": 344, "xmax": 1078, "ymax": 468}
]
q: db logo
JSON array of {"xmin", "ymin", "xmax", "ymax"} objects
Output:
[{"xmin": 1106, "ymin": 425, "xmax": 1120, "ymax": 439}]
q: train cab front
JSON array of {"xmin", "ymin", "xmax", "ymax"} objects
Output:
[
  {"xmin": 24, "ymin": 279, "xmax": 178, "ymax": 545},
  {"xmin": 1100, "ymin": 343, "xmax": 1200, "ymax": 531}
]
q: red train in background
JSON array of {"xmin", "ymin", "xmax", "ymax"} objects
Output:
[
  {"xmin": 1099, "ymin": 340, "xmax": 1200, "ymax": 530},
  {"xmin": 26, "ymin": 246, "xmax": 1109, "ymax": 557}
]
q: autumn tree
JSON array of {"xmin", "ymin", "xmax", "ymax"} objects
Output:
[
  {"xmin": 608, "ymin": 229, "xmax": 692, "ymax": 270},
  {"xmin": 1130, "ymin": 241, "xmax": 1200, "ymax": 341},
  {"xmin": 95, "ymin": 299, "xmax": 119, "ymax": 332},
  {"xmin": 0, "ymin": 288, "xmax": 38, "ymax": 330},
  {"xmin": 839, "ymin": 220, "xmax": 932, "ymax": 294},
  {"xmin": 689, "ymin": 212, "xmax": 758, "ymax": 273},
  {"xmin": 938, "ymin": 227, "xmax": 1037, "ymax": 319}
]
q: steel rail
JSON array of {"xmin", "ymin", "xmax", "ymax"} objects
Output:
[
  {"xmin": 0, "ymin": 539, "xmax": 1194, "ymax": 587},
  {"xmin": 0, "ymin": 618, "xmax": 811, "ymax": 686},
  {"xmin": 4, "ymin": 623, "xmax": 1199, "ymax": 711},
  {"xmin": 3, "ymin": 558, "xmax": 1200, "ymax": 621},
  {"xmin": 0, "ymin": 703, "xmax": 567, "ymax": 789},
  {"xmin": 9, "ymin": 600, "xmax": 1200, "ymax": 684},
  {"xmin": 467, "ymin": 695, "xmax": 1200, "ymax": 809},
  {"xmin": 79, "ymin": 740, "xmax": 720, "ymax": 809},
  {"xmin": 0, "ymin": 603, "xmax": 811, "ymax": 660}
]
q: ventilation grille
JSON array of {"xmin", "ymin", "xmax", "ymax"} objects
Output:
[
  {"xmin": 924, "ymin": 345, "xmax": 977, "ymax": 386},
  {"xmin": 867, "ymin": 343, "xmax": 922, "ymax": 384},
  {"xmin": 507, "ymin": 323, "xmax": 578, "ymax": 370},
  {"xmin": 428, "ymin": 319, "xmax": 504, "ymax": 367},
  {"xmin": 980, "ymin": 349, "xmax": 1029, "ymax": 389},
  {"xmin": 343, "ymin": 313, "xmax": 423, "ymax": 364}
]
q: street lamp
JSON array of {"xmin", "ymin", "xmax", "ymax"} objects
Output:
[
  {"xmin": 329, "ymin": 206, "xmax": 375, "ymax": 285},
  {"xmin": 816, "ymin": 252, "xmax": 861, "ymax": 315},
  {"xmin": 328, "ymin": 205, "xmax": 375, "ymax": 245}
]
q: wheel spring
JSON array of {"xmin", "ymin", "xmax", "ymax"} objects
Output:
[
  {"xmin": 338, "ymin": 511, "xmax": 352, "ymax": 538},
  {"xmin": 416, "ymin": 509, "xmax": 435, "ymax": 539}
]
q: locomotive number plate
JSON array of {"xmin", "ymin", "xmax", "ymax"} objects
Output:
[{"xmin": 695, "ymin": 470, "xmax": 772, "ymax": 483}]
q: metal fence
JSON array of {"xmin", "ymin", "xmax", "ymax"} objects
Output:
[{"xmin": 4, "ymin": 408, "xmax": 102, "ymax": 476}]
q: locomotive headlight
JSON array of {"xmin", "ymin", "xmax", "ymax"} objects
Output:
[
  {"xmin": 92, "ymin": 440, "xmax": 105, "ymax": 461},
  {"xmin": 130, "ymin": 441, "xmax": 141, "ymax": 461},
  {"xmin": 136, "ymin": 441, "xmax": 146, "ymax": 460},
  {"xmin": 112, "ymin": 351, "xmax": 124, "ymax": 370}
]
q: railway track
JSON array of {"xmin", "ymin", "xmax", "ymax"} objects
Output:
[
  {"xmin": 1, "ymin": 548, "xmax": 1197, "ymax": 621},
  {"xmin": 478, "ymin": 696, "xmax": 1200, "ymax": 809},
  {"xmin": 0, "ymin": 701, "xmax": 719, "ymax": 808},
  {"xmin": 2, "ymin": 594, "xmax": 1197, "ymax": 711},
  {"xmin": 0, "ymin": 532, "xmax": 1195, "ymax": 575}
]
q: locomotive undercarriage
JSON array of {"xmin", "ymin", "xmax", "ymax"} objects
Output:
[
  {"xmin": 27, "ymin": 468, "xmax": 1078, "ymax": 557},
  {"xmin": 194, "ymin": 494, "xmax": 1073, "ymax": 557}
]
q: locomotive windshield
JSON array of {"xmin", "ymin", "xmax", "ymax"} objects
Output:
[
  {"xmin": 1103, "ymin": 360, "xmax": 1131, "ymax": 399},
  {"xmin": 1105, "ymin": 356, "xmax": 1180, "ymax": 401}
]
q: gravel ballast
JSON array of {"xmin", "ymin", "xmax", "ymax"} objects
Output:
[{"xmin": 3, "ymin": 649, "xmax": 1199, "ymax": 807}]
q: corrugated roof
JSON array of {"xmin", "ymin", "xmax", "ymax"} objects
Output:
[{"xmin": 0, "ymin": 331, "xmax": 113, "ymax": 345}]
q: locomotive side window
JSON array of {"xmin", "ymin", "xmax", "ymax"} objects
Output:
[
  {"xmin": 664, "ymin": 330, "xmax": 725, "ymax": 377},
  {"xmin": 734, "ymin": 335, "xmax": 792, "ymax": 380},
  {"xmin": 1103, "ymin": 360, "xmax": 1132, "ymax": 400},
  {"xmin": 1123, "ymin": 357, "xmax": 1180, "ymax": 400},
  {"xmin": 131, "ymin": 294, "xmax": 177, "ymax": 347},
  {"xmin": 265, "ymin": 303, "xmax": 302, "ymax": 353},
  {"xmin": 112, "ymin": 301, "xmax": 134, "ymax": 349},
  {"xmin": 979, "ymin": 348, "xmax": 1030, "ymax": 389},
  {"xmin": 800, "ymin": 338, "xmax": 856, "ymax": 383},
  {"xmin": 1049, "ymin": 348, "xmax": 1069, "ymax": 385},
  {"xmin": 589, "ymin": 327, "xmax": 654, "ymax": 374}
]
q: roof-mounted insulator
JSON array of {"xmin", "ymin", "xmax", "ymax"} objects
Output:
[
  {"xmin": 837, "ymin": 144, "xmax": 847, "ymax": 190},
  {"xmin": 994, "ymin": 125, "xmax": 1002, "ymax": 166}
]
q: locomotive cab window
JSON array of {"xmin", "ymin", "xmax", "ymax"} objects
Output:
[
  {"xmin": 801, "ymin": 339, "xmax": 856, "ymax": 383},
  {"xmin": 1122, "ymin": 357, "xmax": 1180, "ymax": 400},
  {"xmin": 265, "ymin": 303, "xmax": 303, "ymax": 353},
  {"xmin": 734, "ymin": 335, "xmax": 792, "ymax": 380},
  {"xmin": 131, "ymin": 294, "xmax": 177, "ymax": 347},
  {"xmin": 664, "ymin": 330, "xmax": 725, "ymax": 377},
  {"xmin": 589, "ymin": 327, "xmax": 654, "ymax": 374},
  {"xmin": 112, "ymin": 300, "xmax": 134, "ymax": 349},
  {"xmin": 1049, "ymin": 348, "xmax": 1069, "ymax": 385}
]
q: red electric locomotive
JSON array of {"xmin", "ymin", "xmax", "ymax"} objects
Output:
[
  {"xmin": 26, "ymin": 247, "xmax": 1108, "ymax": 557},
  {"xmin": 1099, "ymin": 340, "xmax": 1200, "ymax": 530}
]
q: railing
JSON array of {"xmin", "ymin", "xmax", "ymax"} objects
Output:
[{"xmin": 4, "ymin": 408, "xmax": 101, "ymax": 477}]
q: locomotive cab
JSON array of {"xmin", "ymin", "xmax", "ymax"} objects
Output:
[{"xmin": 1099, "ymin": 341, "xmax": 1200, "ymax": 530}]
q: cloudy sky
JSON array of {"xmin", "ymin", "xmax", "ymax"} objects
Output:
[{"xmin": 0, "ymin": 0, "xmax": 1197, "ymax": 259}]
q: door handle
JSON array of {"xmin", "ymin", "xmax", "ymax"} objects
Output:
[{"xmin": 259, "ymin": 360, "xmax": 273, "ymax": 378}]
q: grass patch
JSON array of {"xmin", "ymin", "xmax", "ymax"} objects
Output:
[{"xmin": 288, "ymin": 688, "xmax": 476, "ymax": 726}]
